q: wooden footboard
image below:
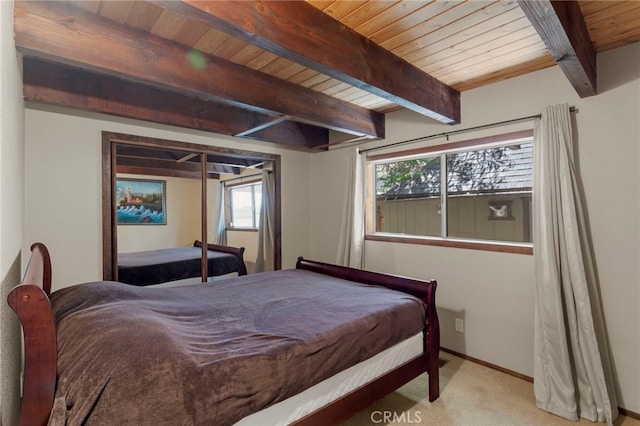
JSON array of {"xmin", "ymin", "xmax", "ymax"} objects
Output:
[
  {"xmin": 193, "ymin": 240, "xmax": 248, "ymax": 275},
  {"xmin": 7, "ymin": 243, "xmax": 56, "ymax": 426},
  {"xmin": 296, "ymin": 257, "xmax": 440, "ymax": 416}
]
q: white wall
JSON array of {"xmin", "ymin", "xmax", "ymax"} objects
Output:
[
  {"xmin": 24, "ymin": 104, "xmax": 312, "ymax": 290},
  {"xmin": 227, "ymin": 230, "xmax": 259, "ymax": 273},
  {"xmin": 311, "ymin": 43, "xmax": 640, "ymax": 413},
  {"xmin": 0, "ymin": 1, "xmax": 24, "ymax": 423}
]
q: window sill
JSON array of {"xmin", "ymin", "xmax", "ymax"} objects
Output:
[
  {"xmin": 227, "ymin": 227, "xmax": 259, "ymax": 233},
  {"xmin": 365, "ymin": 233, "xmax": 533, "ymax": 255}
]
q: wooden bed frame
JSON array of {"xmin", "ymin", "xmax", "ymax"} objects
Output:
[
  {"xmin": 8, "ymin": 242, "xmax": 439, "ymax": 426},
  {"xmin": 193, "ymin": 240, "xmax": 248, "ymax": 276}
]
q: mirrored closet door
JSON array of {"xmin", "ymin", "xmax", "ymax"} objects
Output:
[{"xmin": 102, "ymin": 132, "xmax": 281, "ymax": 285}]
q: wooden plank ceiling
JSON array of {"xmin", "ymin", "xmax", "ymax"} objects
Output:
[{"xmin": 15, "ymin": 1, "xmax": 640, "ymax": 150}]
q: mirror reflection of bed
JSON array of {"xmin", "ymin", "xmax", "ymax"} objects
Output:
[
  {"xmin": 117, "ymin": 241, "xmax": 248, "ymax": 288},
  {"xmin": 102, "ymin": 132, "xmax": 281, "ymax": 286}
]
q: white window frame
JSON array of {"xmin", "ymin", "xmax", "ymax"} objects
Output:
[
  {"xmin": 227, "ymin": 179, "xmax": 262, "ymax": 230},
  {"xmin": 366, "ymin": 130, "xmax": 534, "ymax": 255}
]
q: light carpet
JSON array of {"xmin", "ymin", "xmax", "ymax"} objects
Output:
[{"xmin": 344, "ymin": 351, "xmax": 638, "ymax": 426}]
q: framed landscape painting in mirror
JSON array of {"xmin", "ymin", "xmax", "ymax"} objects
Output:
[{"xmin": 116, "ymin": 178, "xmax": 166, "ymax": 225}]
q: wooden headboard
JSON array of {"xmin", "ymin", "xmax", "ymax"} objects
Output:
[{"xmin": 7, "ymin": 242, "xmax": 56, "ymax": 426}]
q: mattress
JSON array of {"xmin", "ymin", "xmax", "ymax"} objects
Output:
[{"xmin": 235, "ymin": 332, "xmax": 423, "ymax": 425}]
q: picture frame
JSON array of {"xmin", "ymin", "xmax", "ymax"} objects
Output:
[
  {"xmin": 116, "ymin": 178, "xmax": 166, "ymax": 225},
  {"xmin": 488, "ymin": 200, "xmax": 514, "ymax": 221}
]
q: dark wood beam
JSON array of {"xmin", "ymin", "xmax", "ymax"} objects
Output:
[
  {"xmin": 116, "ymin": 157, "xmax": 223, "ymax": 180},
  {"xmin": 117, "ymin": 156, "xmax": 238, "ymax": 175},
  {"xmin": 203, "ymin": 154, "xmax": 263, "ymax": 169},
  {"xmin": 22, "ymin": 58, "xmax": 328, "ymax": 149},
  {"xmin": 234, "ymin": 115, "xmax": 291, "ymax": 138},
  {"xmin": 115, "ymin": 145, "xmax": 258, "ymax": 170},
  {"xmin": 157, "ymin": 0, "xmax": 460, "ymax": 124},
  {"xmin": 518, "ymin": 0, "xmax": 596, "ymax": 97},
  {"xmin": 15, "ymin": 1, "xmax": 383, "ymax": 139},
  {"xmin": 117, "ymin": 164, "xmax": 220, "ymax": 180},
  {"xmin": 176, "ymin": 153, "xmax": 198, "ymax": 163}
]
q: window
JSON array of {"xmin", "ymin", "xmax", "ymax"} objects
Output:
[
  {"xmin": 368, "ymin": 131, "xmax": 533, "ymax": 252},
  {"xmin": 228, "ymin": 181, "xmax": 262, "ymax": 228}
]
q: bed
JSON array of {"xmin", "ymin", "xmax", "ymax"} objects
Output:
[
  {"xmin": 117, "ymin": 240, "xmax": 247, "ymax": 286},
  {"xmin": 8, "ymin": 242, "xmax": 440, "ymax": 425}
]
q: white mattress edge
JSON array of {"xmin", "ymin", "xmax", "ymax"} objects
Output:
[{"xmin": 235, "ymin": 332, "xmax": 424, "ymax": 426}]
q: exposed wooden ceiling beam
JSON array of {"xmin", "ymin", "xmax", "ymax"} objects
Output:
[
  {"xmin": 22, "ymin": 58, "xmax": 328, "ymax": 149},
  {"xmin": 157, "ymin": 0, "xmax": 461, "ymax": 124},
  {"xmin": 117, "ymin": 156, "xmax": 227, "ymax": 178},
  {"xmin": 116, "ymin": 145, "xmax": 261, "ymax": 172},
  {"xmin": 117, "ymin": 164, "xmax": 220, "ymax": 180},
  {"xmin": 202, "ymin": 155, "xmax": 265, "ymax": 170},
  {"xmin": 518, "ymin": 0, "xmax": 596, "ymax": 97},
  {"xmin": 234, "ymin": 115, "xmax": 291, "ymax": 138},
  {"xmin": 14, "ymin": 1, "xmax": 384, "ymax": 139},
  {"xmin": 176, "ymin": 153, "xmax": 198, "ymax": 163}
]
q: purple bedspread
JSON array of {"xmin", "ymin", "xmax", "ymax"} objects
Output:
[
  {"xmin": 117, "ymin": 246, "xmax": 240, "ymax": 286},
  {"xmin": 48, "ymin": 269, "xmax": 426, "ymax": 425}
]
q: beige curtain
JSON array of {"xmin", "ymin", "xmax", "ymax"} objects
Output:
[
  {"xmin": 255, "ymin": 170, "xmax": 274, "ymax": 272},
  {"xmin": 336, "ymin": 147, "xmax": 365, "ymax": 268},
  {"xmin": 211, "ymin": 180, "xmax": 227, "ymax": 245},
  {"xmin": 533, "ymin": 104, "xmax": 618, "ymax": 424}
]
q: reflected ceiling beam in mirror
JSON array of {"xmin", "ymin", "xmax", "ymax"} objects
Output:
[
  {"xmin": 204, "ymin": 154, "xmax": 266, "ymax": 170},
  {"xmin": 116, "ymin": 145, "xmax": 195, "ymax": 162},
  {"xmin": 116, "ymin": 157, "xmax": 226, "ymax": 179},
  {"xmin": 117, "ymin": 165, "xmax": 221, "ymax": 181},
  {"xmin": 234, "ymin": 115, "xmax": 291, "ymax": 138},
  {"xmin": 177, "ymin": 153, "xmax": 198, "ymax": 163},
  {"xmin": 247, "ymin": 161, "xmax": 267, "ymax": 170}
]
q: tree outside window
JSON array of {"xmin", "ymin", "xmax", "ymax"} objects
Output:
[{"xmin": 372, "ymin": 140, "xmax": 533, "ymax": 244}]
